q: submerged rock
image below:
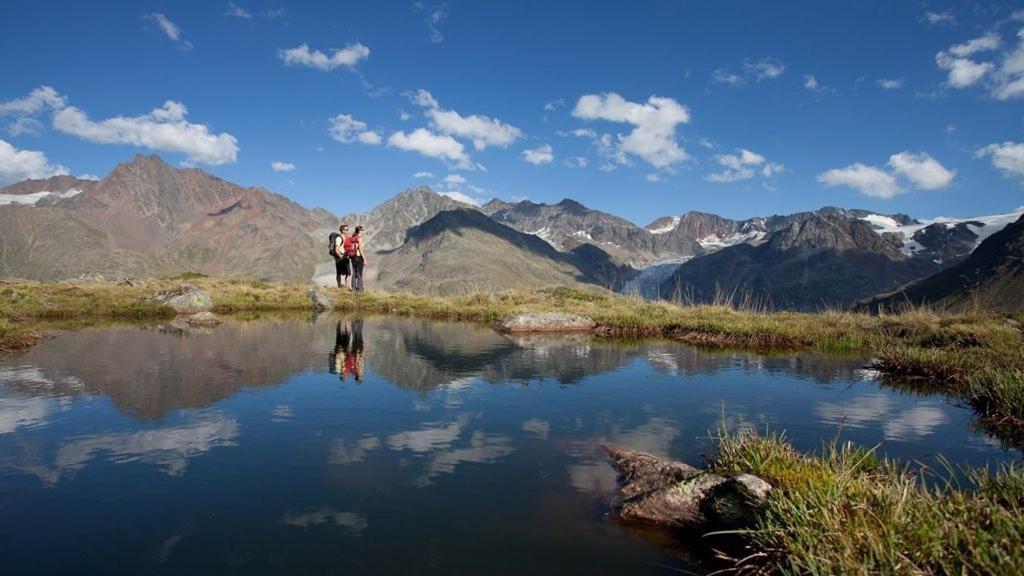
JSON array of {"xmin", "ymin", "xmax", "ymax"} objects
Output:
[
  {"xmin": 186, "ymin": 311, "xmax": 221, "ymax": 326},
  {"xmin": 602, "ymin": 446, "xmax": 771, "ymax": 532},
  {"xmin": 148, "ymin": 284, "xmax": 213, "ymax": 314},
  {"xmin": 500, "ymin": 312, "xmax": 596, "ymax": 333},
  {"xmin": 308, "ymin": 287, "xmax": 332, "ymax": 310}
]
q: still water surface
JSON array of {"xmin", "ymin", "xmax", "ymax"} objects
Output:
[{"xmin": 0, "ymin": 316, "xmax": 1016, "ymax": 574}]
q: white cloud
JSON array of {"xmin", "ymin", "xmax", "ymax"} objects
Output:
[
  {"xmin": 271, "ymin": 161, "xmax": 294, "ymax": 172},
  {"xmin": 415, "ymin": 2, "xmax": 447, "ymax": 44},
  {"xmin": 224, "ymin": 2, "xmax": 252, "ymax": 19},
  {"xmin": 144, "ymin": 13, "xmax": 193, "ymax": 50},
  {"xmin": 976, "ymin": 141, "xmax": 1024, "ymax": 177},
  {"xmin": 411, "ymin": 89, "xmax": 522, "ymax": 150},
  {"xmin": 278, "ymin": 43, "xmax": 369, "ymax": 71},
  {"xmin": 711, "ymin": 68, "xmax": 744, "ymax": 85},
  {"xmin": 935, "ymin": 33, "xmax": 1001, "ymax": 88},
  {"xmin": 7, "ymin": 117, "xmax": 44, "ymax": 137},
  {"xmin": 571, "ymin": 92, "xmax": 690, "ymax": 169},
  {"xmin": 992, "ymin": 28, "xmax": 1024, "ymax": 100},
  {"xmin": 645, "ymin": 173, "xmax": 661, "ymax": 182},
  {"xmin": 887, "ymin": 151, "xmax": 955, "ymax": 189},
  {"xmin": 705, "ymin": 148, "xmax": 783, "ymax": 183},
  {"xmin": 0, "ymin": 139, "xmax": 69, "ymax": 185},
  {"xmin": 53, "ymin": 100, "xmax": 239, "ymax": 165},
  {"xmin": 443, "ymin": 173, "xmax": 466, "ymax": 186},
  {"xmin": 924, "ymin": 10, "xmax": 955, "ymax": 26},
  {"xmin": 818, "ymin": 163, "xmax": 901, "ymax": 198},
  {"xmin": 562, "ymin": 156, "xmax": 587, "ymax": 168},
  {"xmin": 803, "ymin": 75, "xmax": 820, "ymax": 90},
  {"xmin": 876, "ymin": 78, "xmax": 904, "ymax": 90},
  {"xmin": 0, "ymin": 86, "xmax": 66, "ymax": 117},
  {"xmin": 438, "ymin": 191, "xmax": 481, "ymax": 206},
  {"xmin": 557, "ymin": 128, "xmax": 596, "ymax": 138},
  {"xmin": 522, "ymin": 144, "xmax": 553, "ymax": 165},
  {"xmin": 413, "ymin": 171, "xmax": 434, "ymax": 178},
  {"xmin": 387, "ymin": 128, "xmax": 473, "ymax": 169},
  {"xmin": 327, "ymin": 114, "xmax": 380, "ymax": 145},
  {"xmin": 819, "ymin": 151, "xmax": 955, "ymax": 198},
  {"xmin": 744, "ymin": 57, "xmax": 786, "ymax": 80}
]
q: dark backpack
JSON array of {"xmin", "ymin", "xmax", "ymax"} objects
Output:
[{"xmin": 328, "ymin": 232, "xmax": 340, "ymax": 257}]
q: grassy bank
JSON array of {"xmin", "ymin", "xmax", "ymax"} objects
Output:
[
  {"xmin": 710, "ymin": 430, "xmax": 1024, "ymax": 575},
  {"xmin": 1, "ymin": 277, "xmax": 1022, "ymax": 436}
]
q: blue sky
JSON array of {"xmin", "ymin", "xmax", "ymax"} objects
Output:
[{"xmin": 1, "ymin": 1, "xmax": 1023, "ymax": 225}]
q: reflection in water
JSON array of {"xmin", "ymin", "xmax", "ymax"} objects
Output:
[
  {"xmin": 281, "ymin": 508, "xmax": 367, "ymax": 535},
  {"xmin": 0, "ymin": 315, "xmax": 1017, "ymax": 575},
  {"xmin": 329, "ymin": 320, "xmax": 365, "ymax": 381}
]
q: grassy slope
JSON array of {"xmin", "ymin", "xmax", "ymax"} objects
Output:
[{"xmin": 711, "ymin": 431, "xmax": 1023, "ymax": 575}]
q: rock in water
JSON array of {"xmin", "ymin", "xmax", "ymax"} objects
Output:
[
  {"xmin": 186, "ymin": 311, "xmax": 221, "ymax": 326},
  {"xmin": 148, "ymin": 284, "xmax": 213, "ymax": 314},
  {"xmin": 602, "ymin": 446, "xmax": 771, "ymax": 532},
  {"xmin": 308, "ymin": 287, "xmax": 332, "ymax": 310},
  {"xmin": 500, "ymin": 312, "xmax": 596, "ymax": 333}
]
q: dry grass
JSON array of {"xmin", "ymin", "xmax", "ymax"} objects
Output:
[{"xmin": 710, "ymin": 430, "xmax": 1024, "ymax": 575}]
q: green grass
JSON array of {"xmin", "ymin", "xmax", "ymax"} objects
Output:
[{"xmin": 710, "ymin": 430, "xmax": 1024, "ymax": 575}]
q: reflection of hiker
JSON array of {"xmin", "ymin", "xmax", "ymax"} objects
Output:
[
  {"xmin": 329, "ymin": 320, "xmax": 351, "ymax": 379},
  {"xmin": 330, "ymin": 224, "xmax": 351, "ymax": 289},
  {"xmin": 344, "ymin": 319, "xmax": 365, "ymax": 381},
  {"xmin": 346, "ymin": 226, "xmax": 366, "ymax": 292}
]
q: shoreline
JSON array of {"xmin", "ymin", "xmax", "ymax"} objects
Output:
[{"xmin": 2, "ymin": 277, "xmax": 1022, "ymax": 439}]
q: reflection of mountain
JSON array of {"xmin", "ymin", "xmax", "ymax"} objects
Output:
[
  {"xmin": 2, "ymin": 321, "xmax": 331, "ymax": 419},
  {"xmin": 1, "ymin": 316, "xmax": 873, "ymax": 421}
]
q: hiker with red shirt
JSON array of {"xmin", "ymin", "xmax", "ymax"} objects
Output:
[{"xmin": 345, "ymin": 226, "xmax": 366, "ymax": 292}]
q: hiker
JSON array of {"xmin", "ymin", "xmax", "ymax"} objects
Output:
[
  {"xmin": 346, "ymin": 226, "xmax": 366, "ymax": 292},
  {"xmin": 330, "ymin": 225, "xmax": 351, "ymax": 288}
]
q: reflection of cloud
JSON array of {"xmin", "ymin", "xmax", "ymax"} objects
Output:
[
  {"xmin": 0, "ymin": 394, "xmax": 54, "ymax": 434},
  {"xmin": 418, "ymin": 431, "xmax": 513, "ymax": 486},
  {"xmin": 566, "ymin": 460, "xmax": 617, "ymax": 495},
  {"xmin": 610, "ymin": 417, "xmax": 679, "ymax": 457},
  {"xmin": 271, "ymin": 404, "xmax": 294, "ymax": 422},
  {"xmin": 282, "ymin": 507, "xmax": 367, "ymax": 535},
  {"xmin": 330, "ymin": 436, "xmax": 381, "ymax": 465},
  {"xmin": 521, "ymin": 418, "xmax": 550, "ymax": 439},
  {"xmin": 54, "ymin": 412, "xmax": 239, "ymax": 477},
  {"xmin": 0, "ymin": 365, "xmax": 84, "ymax": 393},
  {"xmin": 814, "ymin": 394, "xmax": 948, "ymax": 440},
  {"xmin": 884, "ymin": 406, "xmax": 948, "ymax": 440},
  {"xmin": 386, "ymin": 418, "xmax": 465, "ymax": 453}
]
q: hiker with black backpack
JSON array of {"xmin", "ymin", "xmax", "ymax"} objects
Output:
[{"xmin": 329, "ymin": 224, "xmax": 351, "ymax": 289}]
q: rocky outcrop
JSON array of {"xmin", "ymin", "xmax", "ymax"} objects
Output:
[
  {"xmin": 308, "ymin": 287, "xmax": 333, "ymax": 310},
  {"xmin": 148, "ymin": 284, "xmax": 213, "ymax": 314},
  {"xmin": 603, "ymin": 446, "xmax": 771, "ymax": 532},
  {"xmin": 500, "ymin": 312, "xmax": 596, "ymax": 333}
]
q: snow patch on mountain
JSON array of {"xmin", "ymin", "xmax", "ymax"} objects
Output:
[
  {"xmin": 647, "ymin": 216, "xmax": 680, "ymax": 235},
  {"xmin": 697, "ymin": 230, "xmax": 766, "ymax": 249},
  {"xmin": 0, "ymin": 189, "xmax": 81, "ymax": 206},
  {"xmin": 860, "ymin": 210, "xmax": 1023, "ymax": 257}
]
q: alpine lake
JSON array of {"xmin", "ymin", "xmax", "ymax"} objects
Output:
[{"xmin": 0, "ymin": 314, "xmax": 1017, "ymax": 574}]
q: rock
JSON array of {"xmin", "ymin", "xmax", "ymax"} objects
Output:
[
  {"xmin": 500, "ymin": 312, "xmax": 596, "ymax": 333},
  {"xmin": 308, "ymin": 287, "xmax": 332, "ymax": 310},
  {"xmin": 148, "ymin": 284, "xmax": 213, "ymax": 314},
  {"xmin": 186, "ymin": 311, "xmax": 221, "ymax": 326},
  {"xmin": 602, "ymin": 446, "xmax": 771, "ymax": 532}
]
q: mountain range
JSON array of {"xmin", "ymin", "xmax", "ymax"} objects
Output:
[{"xmin": 1, "ymin": 153, "xmax": 1020, "ymax": 311}]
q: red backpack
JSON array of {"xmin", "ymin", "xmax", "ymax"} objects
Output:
[{"xmin": 343, "ymin": 236, "xmax": 359, "ymax": 257}]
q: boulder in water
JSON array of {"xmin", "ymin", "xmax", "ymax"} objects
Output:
[
  {"xmin": 148, "ymin": 284, "xmax": 213, "ymax": 314},
  {"xmin": 186, "ymin": 311, "xmax": 221, "ymax": 326},
  {"xmin": 602, "ymin": 446, "xmax": 771, "ymax": 532},
  {"xmin": 500, "ymin": 312, "xmax": 596, "ymax": 333}
]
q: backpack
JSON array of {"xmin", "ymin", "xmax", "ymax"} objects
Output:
[
  {"xmin": 328, "ymin": 232, "xmax": 340, "ymax": 257},
  {"xmin": 344, "ymin": 236, "xmax": 359, "ymax": 257}
]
